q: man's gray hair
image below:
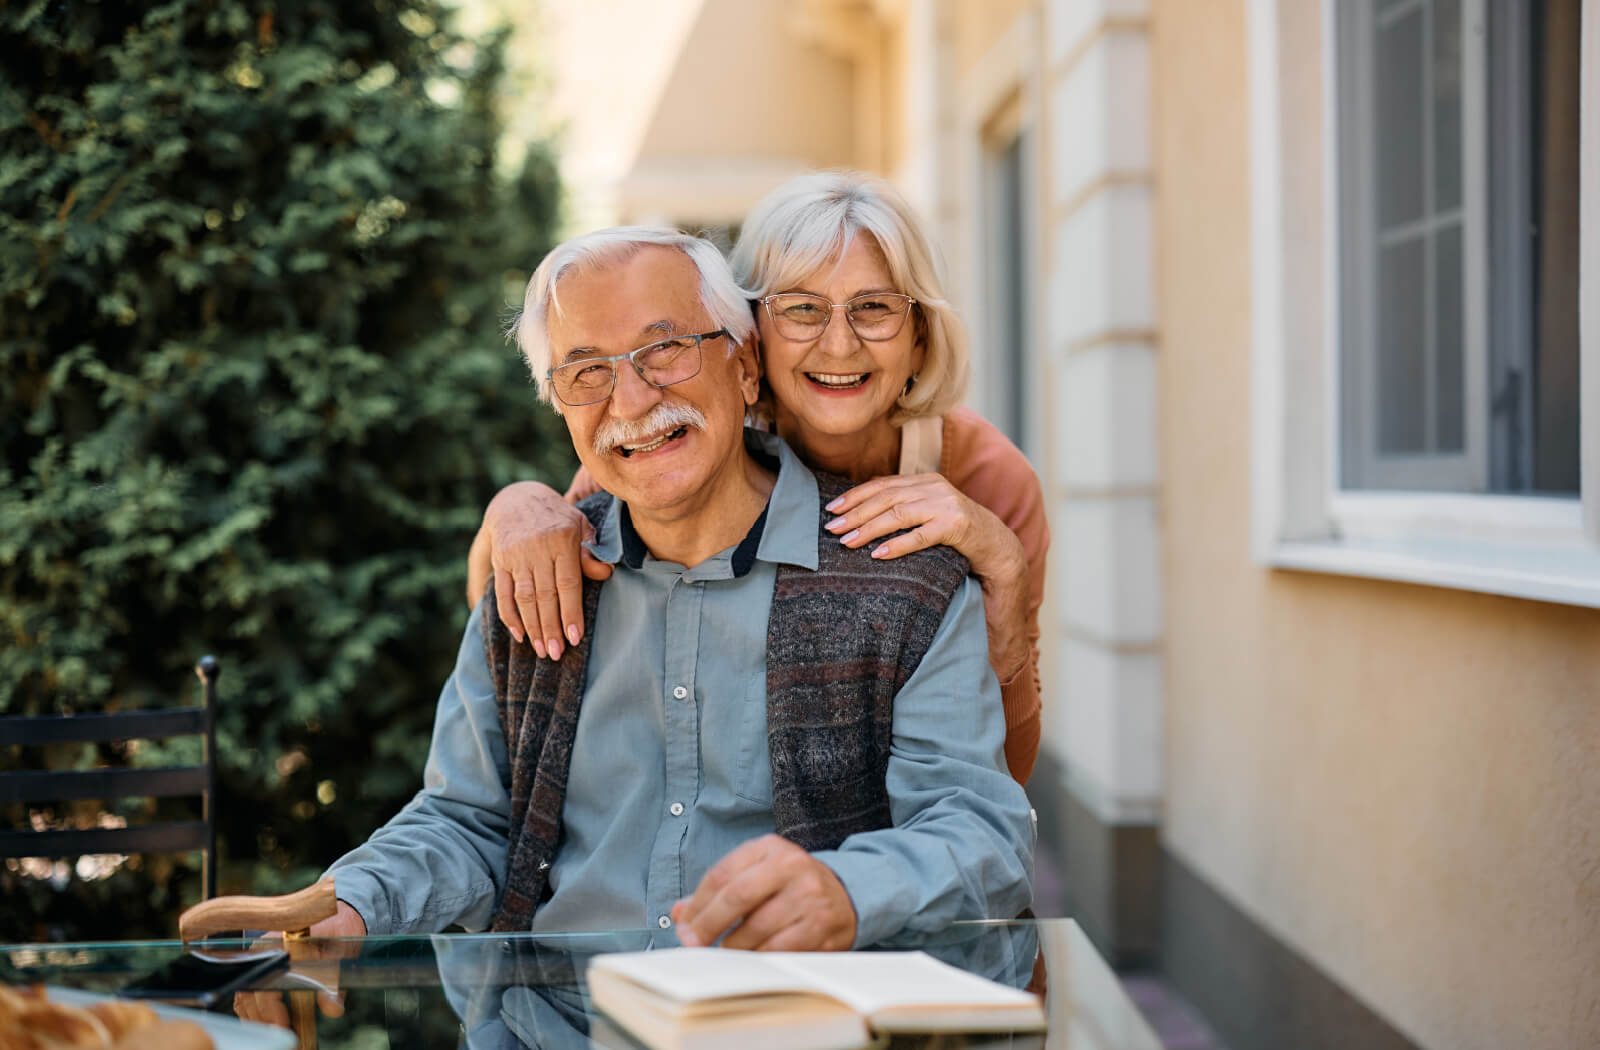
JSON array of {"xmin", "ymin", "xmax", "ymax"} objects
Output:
[{"xmin": 510, "ymin": 226, "xmax": 755, "ymax": 409}]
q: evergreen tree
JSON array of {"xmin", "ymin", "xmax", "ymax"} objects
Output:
[{"xmin": 1, "ymin": 0, "xmax": 572, "ymax": 940}]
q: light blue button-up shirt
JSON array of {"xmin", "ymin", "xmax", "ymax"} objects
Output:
[{"xmin": 327, "ymin": 431, "xmax": 1033, "ymax": 947}]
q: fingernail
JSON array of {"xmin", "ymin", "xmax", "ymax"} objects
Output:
[
  {"xmin": 841, "ymin": 529, "xmax": 859, "ymax": 545},
  {"xmin": 678, "ymin": 929, "xmax": 700, "ymax": 946},
  {"xmin": 566, "ymin": 624, "xmax": 581, "ymax": 646},
  {"xmin": 825, "ymin": 497, "xmax": 843, "ymax": 512},
  {"xmin": 825, "ymin": 516, "xmax": 847, "ymax": 531},
  {"xmin": 532, "ymin": 639, "xmax": 547, "ymax": 659},
  {"xmin": 510, "ymin": 626, "xmax": 524, "ymax": 644},
  {"xmin": 547, "ymin": 638, "xmax": 563, "ymax": 661},
  {"xmin": 871, "ymin": 546, "xmax": 888, "ymax": 558}
]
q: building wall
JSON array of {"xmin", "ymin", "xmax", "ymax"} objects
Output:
[
  {"xmin": 523, "ymin": 0, "xmax": 705, "ymax": 227},
  {"xmin": 952, "ymin": 0, "xmax": 1034, "ymax": 77},
  {"xmin": 634, "ymin": 0, "xmax": 856, "ymax": 166},
  {"xmin": 1151, "ymin": 3, "xmax": 1600, "ymax": 1050},
  {"xmin": 1030, "ymin": 0, "xmax": 1164, "ymax": 961},
  {"xmin": 529, "ymin": 0, "xmax": 858, "ymax": 228}
]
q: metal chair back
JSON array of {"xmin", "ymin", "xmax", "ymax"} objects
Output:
[{"xmin": 0, "ymin": 656, "xmax": 219, "ymax": 898}]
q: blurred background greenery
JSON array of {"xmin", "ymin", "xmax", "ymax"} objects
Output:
[{"xmin": 1, "ymin": 0, "xmax": 574, "ymax": 943}]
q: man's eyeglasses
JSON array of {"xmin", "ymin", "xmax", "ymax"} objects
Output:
[
  {"xmin": 546, "ymin": 330, "xmax": 728, "ymax": 407},
  {"xmin": 760, "ymin": 293, "xmax": 917, "ymax": 342}
]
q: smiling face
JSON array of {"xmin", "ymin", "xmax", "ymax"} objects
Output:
[
  {"xmin": 549, "ymin": 246, "xmax": 761, "ymax": 524},
  {"xmin": 756, "ymin": 233, "xmax": 925, "ymax": 465}
]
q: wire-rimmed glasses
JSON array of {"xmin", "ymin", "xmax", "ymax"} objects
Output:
[
  {"xmin": 546, "ymin": 330, "xmax": 728, "ymax": 407},
  {"xmin": 759, "ymin": 292, "xmax": 917, "ymax": 342}
]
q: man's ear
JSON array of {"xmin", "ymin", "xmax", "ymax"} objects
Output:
[{"xmin": 734, "ymin": 335, "xmax": 762, "ymax": 406}]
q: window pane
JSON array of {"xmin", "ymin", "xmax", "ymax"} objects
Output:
[
  {"xmin": 1376, "ymin": 9, "xmax": 1424, "ymax": 227},
  {"xmin": 1378, "ymin": 237, "xmax": 1427, "ymax": 454},
  {"xmin": 983, "ymin": 131, "xmax": 1030, "ymax": 452},
  {"xmin": 1432, "ymin": 0, "xmax": 1463, "ymax": 211},
  {"xmin": 1435, "ymin": 223, "xmax": 1464, "ymax": 451},
  {"xmin": 1340, "ymin": 0, "xmax": 1581, "ymax": 494}
]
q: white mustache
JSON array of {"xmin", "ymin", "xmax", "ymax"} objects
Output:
[{"xmin": 593, "ymin": 402, "xmax": 708, "ymax": 456}]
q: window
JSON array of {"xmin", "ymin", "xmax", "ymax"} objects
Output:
[
  {"xmin": 981, "ymin": 93, "xmax": 1034, "ymax": 454},
  {"xmin": 1248, "ymin": 0, "xmax": 1599, "ymax": 607},
  {"xmin": 1335, "ymin": 0, "xmax": 1581, "ymax": 495}
]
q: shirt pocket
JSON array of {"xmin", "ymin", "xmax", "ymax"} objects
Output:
[{"xmin": 732, "ymin": 672, "xmax": 772, "ymax": 806}]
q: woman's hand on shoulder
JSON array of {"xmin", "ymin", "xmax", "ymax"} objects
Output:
[
  {"xmin": 482, "ymin": 480, "xmax": 612, "ymax": 659},
  {"xmin": 825, "ymin": 473, "xmax": 1026, "ymax": 579}
]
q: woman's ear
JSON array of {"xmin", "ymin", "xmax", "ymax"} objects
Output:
[{"xmin": 911, "ymin": 307, "xmax": 929, "ymax": 375}]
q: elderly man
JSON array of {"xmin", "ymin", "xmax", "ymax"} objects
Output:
[{"xmin": 313, "ymin": 227, "xmax": 1032, "ymax": 951}]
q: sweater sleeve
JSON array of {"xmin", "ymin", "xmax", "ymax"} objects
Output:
[{"xmin": 940, "ymin": 408, "xmax": 1051, "ymax": 785}]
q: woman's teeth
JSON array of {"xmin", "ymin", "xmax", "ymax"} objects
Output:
[
  {"xmin": 807, "ymin": 372, "xmax": 870, "ymax": 389},
  {"xmin": 618, "ymin": 425, "xmax": 687, "ymax": 458}
]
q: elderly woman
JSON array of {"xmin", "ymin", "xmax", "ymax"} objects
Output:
[{"xmin": 468, "ymin": 171, "xmax": 1048, "ymax": 782}]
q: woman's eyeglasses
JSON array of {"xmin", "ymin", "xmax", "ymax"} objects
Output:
[{"xmin": 759, "ymin": 293, "xmax": 917, "ymax": 342}]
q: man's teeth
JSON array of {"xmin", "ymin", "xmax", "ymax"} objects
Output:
[
  {"xmin": 617, "ymin": 426, "xmax": 687, "ymax": 458},
  {"xmin": 807, "ymin": 372, "xmax": 870, "ymax": 388}
]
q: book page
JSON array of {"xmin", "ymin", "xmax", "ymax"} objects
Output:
[
  {"xmin": 590, "ymin": 948, "xmax": 813, "ymax": 1004},
  {"xmin": 763, "ymin": 952, "xmax": 1040, "ymax": 1016}
]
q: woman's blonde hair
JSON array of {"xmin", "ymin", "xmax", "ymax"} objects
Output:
[{"xmin": 730, "ymin": 170, "xmax": 970, "ymax": 425}]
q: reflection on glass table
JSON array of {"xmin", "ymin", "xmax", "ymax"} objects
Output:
[{"xmin": 1, "ymin": 919, "xmax": 1161, "ymax": 1050}]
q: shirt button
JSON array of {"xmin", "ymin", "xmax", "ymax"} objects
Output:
[
  {"xmin": 672, "ymin": 685, "xmax": 688, "ymax": 700},
  {"xmin": 669, "ymin": 802, "xmax": 684, "ymax": 817},
  {"xmin": 657, "ymin": 915, "xmax": 672, "ymax": 929}
]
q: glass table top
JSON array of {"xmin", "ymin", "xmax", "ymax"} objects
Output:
[{"xmin": 2, "ymin": 919, "xmax": 1162, "ymax": 1050}]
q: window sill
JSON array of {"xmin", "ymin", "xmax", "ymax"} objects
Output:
[{"xmin": 1264, "ymin": 534, "xmax": 1600, "ymax": 609}]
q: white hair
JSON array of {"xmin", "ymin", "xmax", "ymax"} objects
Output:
[
  {"xmin": 729, "ymin": 171, "xmax": 970, "ymax": 425},
  {"xmin": 510, "ymin": 226, "xmax": 756, "ymax": 409}
]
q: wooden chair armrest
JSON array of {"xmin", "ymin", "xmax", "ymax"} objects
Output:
[{"xmin": 178, "ymin": 878, "xmax": 337, "ymax": 943}]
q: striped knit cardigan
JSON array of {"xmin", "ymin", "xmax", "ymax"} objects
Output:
[{"xmin": 482, "ymin": 473, "xmax": 969, "ymax": 933}]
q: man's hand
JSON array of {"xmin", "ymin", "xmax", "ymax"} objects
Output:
[
  {"xmin": 670, "ymin": 834, "xmax": 857, "ymax": 951},
  {"xmin": 232, "ymin": 901, "xmax": 367, "ymax": 1028}
]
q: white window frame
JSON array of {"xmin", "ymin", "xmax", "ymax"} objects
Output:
[{"xmin": 1249, "ymin": 0, "xmax": 1600, "ymax": 608}]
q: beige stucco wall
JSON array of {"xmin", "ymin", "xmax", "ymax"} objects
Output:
[
  {"xmin": 1151, "ymin": 2, "xmax": 1600, "ymax": 1049},
  {"xmin": 630, "ymin": 0, "xmax": 857, "ymax": 178},
  {"xmin": 953, "ymin": 0, "xmax": 1033, "ymax": 77},
  {"xmin": 527, "ymin": 0, "xmax": 857, "ymax": 227},
  {"xmin": 879, "ymin": 10, "xmax": 910, "ymax": 179}
]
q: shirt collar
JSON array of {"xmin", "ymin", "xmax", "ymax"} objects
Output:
[
  {"xmin": 751, "ymin": 429, "xmax": 820, "ymax": 571},
  {"xmin": 585, "ymin": 427, "xmax": 820, "ymax": 575}
]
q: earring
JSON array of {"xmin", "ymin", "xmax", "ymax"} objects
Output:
[{"xmin": 898, "ymin": 373, "xmax": 920, "ymax": 405}]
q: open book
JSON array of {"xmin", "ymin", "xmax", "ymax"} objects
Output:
[{"xmin": 586, "ymin": 947, "xmax": 1046, "ymax": 1050}]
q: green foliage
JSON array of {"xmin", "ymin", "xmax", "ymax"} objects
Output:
[{"xmin": 1, "ymin": 0, "xmax": 573, "ymax": 941}]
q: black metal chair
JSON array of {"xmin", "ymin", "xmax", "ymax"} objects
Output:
[{"xmin": 0, "ymin": 655, "xmax": 220, "ymax": 899}]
